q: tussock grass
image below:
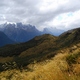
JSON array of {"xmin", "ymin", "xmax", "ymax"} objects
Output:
[{"xmin": 0, "ymin": 48, "xmax": 80, "ymax": 80}]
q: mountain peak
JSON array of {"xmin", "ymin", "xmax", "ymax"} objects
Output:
[{"xmin": 0, "ymin": 22, "xmax": 65, "ymax": 43}]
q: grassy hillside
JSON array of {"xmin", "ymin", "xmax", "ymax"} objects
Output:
[
  {"xmin": 0, "ymin": 34, "xmax": 57, "ymax": 57},
  {"xmin": 0, "ymin": 28, "xmax": 80, "ymax": 79},
  {"xmin": 0, "ymin": 43, "xmax": 80, "ymax": 80},
  {"xmin": 0, "ymin": 34, "xmax": 57, "ymax": 71},
  {"xmin": 57, "ymin": 28, "xmax": 80, "ymax": 47}
]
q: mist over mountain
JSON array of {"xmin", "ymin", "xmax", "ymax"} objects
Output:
[
  {"xmin": 0, "ymin": 22, "xmax": 65, "ymax": 43},
  {"xmin": 43, "ymin": 27, "xmax": 64, "ymax": 36}
]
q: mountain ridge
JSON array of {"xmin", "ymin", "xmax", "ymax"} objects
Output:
[
  {"xmin": 0, "ymin": 22, "xmax": 64, "ymax": 43},
  {"xmin": 0, "ymin": 31, "xmax": 15, "ymax": 47},
  {"xmin": 57, "ymin": 27, "xmax": 80, "ymax": 47}
]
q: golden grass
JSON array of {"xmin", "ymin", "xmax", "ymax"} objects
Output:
[
  {"xmin": 0, "ymin": 57, "xmax": 13, "ymax": 63},
  {"xmin": 0, "ymin": 48, "xmax": 80, "ymax": 80}
]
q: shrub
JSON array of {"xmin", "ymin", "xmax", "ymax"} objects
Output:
[{"xmin": 66, "ymin": 51, "xmax": 80, "ymax": 65}]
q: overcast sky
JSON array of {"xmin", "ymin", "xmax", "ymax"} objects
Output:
[{"xmin": 0, "ymin": 0, "xmax": 80, "ymax": 30}]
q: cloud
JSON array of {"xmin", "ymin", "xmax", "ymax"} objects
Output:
[
  {"xmin": 51, "ymin": 10, "xmax": 80, "ymax": 30},
  {"xmin": 0, "ymin": 0, "xmax": 80, "ymax": 30}
]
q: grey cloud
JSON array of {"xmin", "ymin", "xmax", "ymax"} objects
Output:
[
  {"xmin": 68, "ymin": 20, "xmax": 80, "ymax": 29},
  {"xmin": 0, "ymin": 0, "xmax": 80, "ymax": 30}
]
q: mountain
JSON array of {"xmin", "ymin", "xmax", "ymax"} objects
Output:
[
  {"xmin": 0, "ymin": 23, "xmax": 80, "ymax": 80},
  {"xmin": 0, "ymin": 22, "xmax": 65, "ymax": 42},
  {"xmin": 0, "ymin": 31, "xmax": 15, "ymax": 47},
  {"xmin": 0, "ymin": 34, "xmax": 57, "ymax": 57},
  {"xmin": 0, "ymin": 34, "xmax": 58, "ymax": 70},
  {"xmin": 56, "ymin": 27, "xmax": 80, "ymax": 47},
  {"xmin": 0, "ymin": 27, "xmax": 79, "ymax": 59},
  {"xmin": 0, "ymin": 27, "xmax": 79, "ymax": 69},
  {"xmin": 0, "ymin": 22, "xmax": 42, "ymax": 42},
  {"xmin": 43, "ymin": 27, "xmax": 64, "ymax": 36},
  {"xmin": 0, "ymin": 28, "xmax": 80, "ymax": 80}
]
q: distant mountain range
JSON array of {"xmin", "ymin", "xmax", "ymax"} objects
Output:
[
  {"xmin": 43, "ymin": 27, "xmax": 64, "ymax": 36},
  {"xmin": 0, "ymin": 22, "xmax": 64, "ymax": 43},
  {"xmin": 0, "ymin": 22, "xmax": 42, "ymax": 43},
  {"xmin": 0, "ymin": 31, "xmax": 15, "ymax": 47}
]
